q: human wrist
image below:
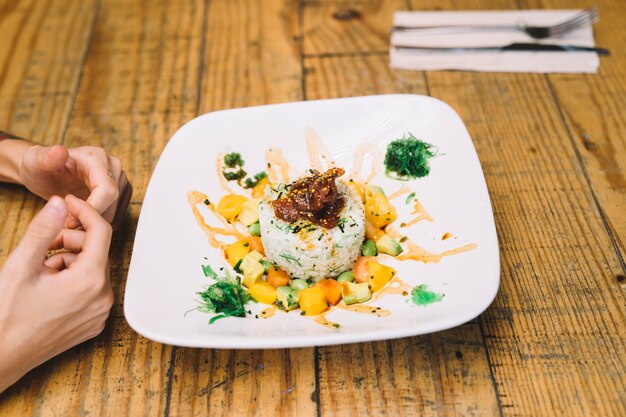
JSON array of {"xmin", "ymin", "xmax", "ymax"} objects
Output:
[{"xmin": 0, "ymin": 132, "xmax": 35, "ymax": 184}]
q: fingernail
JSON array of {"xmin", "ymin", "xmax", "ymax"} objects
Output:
[{"xmin": 47, "ymin": 196, "xmax": 66, "ymax": 215}]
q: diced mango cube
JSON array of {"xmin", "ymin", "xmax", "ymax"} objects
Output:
[
  {"xmin": 315, "ymin": 279, "xmax": 343, "ymax": 306},
  {"xmin": 224, "ymin": 238, "xmax": 250, "ymax": 267},
  {"xmin": 248, "ymin": 281, "xmax": 277, "ymax": 305},
  {"xmin": 364, "ymin": 193, "xmax": 397, "ymax": 229},
  {"xmin": 368, "ymin": 261, "xmax": 396, "ymax": 292},
  {"xmin": 298, "ymin": 287, "xmax": 329, "ymax": 316},
  {"xmin": 217, "ymin": 194, "xmax": 248, "ymax": 222}
]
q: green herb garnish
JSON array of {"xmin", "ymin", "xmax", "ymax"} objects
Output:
[
  {"xmin": 410, "ymin": 284, "xmax": 443, "ymax": 306},
  {"xmin": 243, "ymin": 171, "xmax": 268, "ymax": 189},
  {"xmin": 224, "ymin": 152, "xmax": 244, "ymax": 168},
  {"xmin": 405, "ymin": 192, "xmax": 415, "ymax": 204},
  {"xmin": 385, "ymin": 133, "xmax": 437, "ymax": 181},
  {"xmin": 222, "ymin": 169, "xmax": 247, "ymax": 181},
  {"xmin": 197, "ymin": 272, "xmax": 253, "ymax": 323},
  {"xmin": 201, "ymin": 264, "xmax": 218, "ymax": 279}
]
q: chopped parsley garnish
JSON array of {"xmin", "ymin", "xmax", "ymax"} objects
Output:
[
  {"xmin": 222, "ymin": 169, "xmax": 247, "ymax": 181},
  {"xmin": 224, "ymin": 152, "xmax": 244, "ymax": 168},
  {"xmin": 385, "ymin": 133, "xmax": 437, "ymax": 180},
  {"xmin": 201, "ymin": 264, "xmax": 218, "ymax": 279},
  {"xmin": 197, "ymin": 271, "xmax": 253, "ymax": 324},
  {"xmin": 405, "ymin": 192, "xmax": 415, "ymax": 204},
  {"xmin": 243, "ymin": 171, "xmax": 268, "ymax": 189}
]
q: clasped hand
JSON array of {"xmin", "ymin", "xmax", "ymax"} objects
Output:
[{"xmin": 0, "ymin": 142, "xmax": 132, "ymax": 393}]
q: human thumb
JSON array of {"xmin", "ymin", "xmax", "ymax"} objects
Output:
[
  {"xmin": 13, "ymin": 196, "xmax": 68, "ymax": 268},
  {"xmin": 22, "ymin": 144, "xmax": 69, "ymax": 173}
]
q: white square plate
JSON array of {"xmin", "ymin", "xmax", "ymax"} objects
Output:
[{"xmin": 124, "ymin": 94, "xmax": 499, "ymax": 348}]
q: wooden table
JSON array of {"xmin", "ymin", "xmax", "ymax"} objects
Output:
[{"xmin": 1, "ymin": 0, "xmax": 624, "ymax": 415}]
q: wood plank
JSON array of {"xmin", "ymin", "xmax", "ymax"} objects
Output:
[
  {"xmin": 62, "ymin": 0, "xmax": 205, "ymax": 202},
  {"xmin": 304, "ymin": 53, "xmax": 426, "ymax": 99},
  {"xmin": 302, "ymin": 0, "xmax": 408, "ymax": 56},
  {"xmin": 198, "ymin": 0, "xmax": 302, "ymax": 112},
  {"xmin": 0, "ymin": 0, "xmax": 97, "ymax": 262},
  {"xmin": 304, "ymin": 53, "xmax": 500, "ymax": 416},
  {"xmin": 0, "ymin": 0, "xmax": 207, "ymax": 415},
  {"xmin": 408, "ymin": 0, "xmax": 626, "ymax": 414},
  {"xmin": 533, "ymin": 0, "xmax": 626, "ymax": 260},
  {"xmin": 425, "ymin": 68, "xmax": 626, "ymax": 417},
  {"xmin": 0, "ymin": 0, "xmax": 95, "ymax": 142},
  {"xmin": 168, "ymin": 1, "xmax": 316, "ymax": 416},
  {"xmin": 318, "ymin": 323, "xmax": 500, "ymax": 416}
]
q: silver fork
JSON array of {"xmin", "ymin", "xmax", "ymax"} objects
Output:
[{"xmin": 392, "ymin": 6, "xmax": 599, "ymax": 39}]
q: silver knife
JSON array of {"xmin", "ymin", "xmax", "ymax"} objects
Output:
[{"xmin": 394, "ymin": 43, "xmax": 610, "ymax": 55}]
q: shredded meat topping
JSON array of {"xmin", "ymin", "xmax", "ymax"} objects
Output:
[{"xmin": 272, "ymin": 168, "xmax": 346, "ymax": 229}]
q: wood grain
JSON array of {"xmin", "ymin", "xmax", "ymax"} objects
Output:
[
  {"xmin": 62, "ymin": 0, "xmax": 206, "ymax": 202},
  {"xmin": 0, "ymin": 0, "xmax": 625, "ymax": 415},
  {"xmin": 0, "ymin": 0, "xmax": 205, "ymax": 415},
  {"xmin": 303, "ymin": 52, "xmax": 499, "ymax": 415},
  {"xmin": 167, "ymin": 1, "xmax": 315, "ymax": 416},
  {"xmin": 0, "ymin": 0, "xmax": 97, "ymax": 262},
  {"xmin": 302, "ymin": 0, "xmax": 408, "ymax": 56},
  {"xmin": 406, "ymin": 1, "xmax": 626, "ymax": 415},
  {"xmin": 198, "ymin": 0, "xmax": 302, "ymax": 113},
  {"xmin": 538, "ymin": 0, "xmax": 626, "ymax": 261},
  {"xmin": 426, "ymin": 69, "xmax": 626, "ymax": 416}
]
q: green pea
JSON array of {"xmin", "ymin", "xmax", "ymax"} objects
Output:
[
  {"xmin": 361, "ymin": 239, "xmax": 378, "ymax": 257},
  {"xmin": 337, "ymin": 271, "xmax": 355, "ymax": 283},
  {"xmin": 248, "ymin": 222, "xmax": 261, "ymax": 237},
  {"xmin": 290, "ymin": 279, "xmax": 309, "ymax": 292}
]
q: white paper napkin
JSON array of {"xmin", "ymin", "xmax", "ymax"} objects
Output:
[{"xmin": 390, "ymin": 10, "xmax": 599, "ymax": 73}]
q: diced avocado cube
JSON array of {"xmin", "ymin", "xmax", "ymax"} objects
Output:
[
  {"xmin": 241, "ymin": 250, "xmax": 264, "ymax": 288},
  {"xmin": 375, "ymin": 234, "xmax": 403, "ymax": 256},
  {"xmin": 238, "ymin": 199, "xmax": 261, "ymax": 226},
  {"xmin": 276, "ymin": 286, "xmax": 299, "ymax": 311},
  {"xmin": 341, "ymin": 282, "xmax": 372, "ymax": 305},
  {"xmin": 259, "ymin": 259, "xmax": 274, "ymax": 273},
  {"xmin": 365, "ymin": 184, "xmax": 385, "ymax": 201}
]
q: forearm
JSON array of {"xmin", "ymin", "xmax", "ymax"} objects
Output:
[{"xmin": 0, "ymin": 131, "xmax": 34, "ymax": 184}]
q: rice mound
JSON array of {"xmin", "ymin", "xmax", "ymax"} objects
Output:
[{"xmin": 259, "ymin": 179, "xmax": 365, "ymax": 282}]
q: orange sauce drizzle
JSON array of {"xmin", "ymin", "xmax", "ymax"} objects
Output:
[
  {"xmin": 305, "ymin": 127, "xmax": 335, "ymax": 171},
  {"xmin": 314, "ymin": 312, "xmax": 340, "ymax": 329},
  {"xmin": 401, "ymin": 199, "xmax": 433, "ymax": 227},
  {"xmin": 265, "ymin": 147, "xmax": 290, "ymax": 183},
  {"xmin": 373, "ymin": 276, "xmax": 413, "ymax": 299},
  {"xmin": 260, "ymin": 307, "xmax": 276, "ymax": 319},
  {"xmin": 349, "ymin": 143, "xmax": 383, "ymax": 184},
  {"xmin": 338, "ymin": 304, "xmax": 391, "ymax": 317},
  {"xmin": 216, "ymin": 153, "xmax": 234, "ymax": 193},
  {"xmin": 387, "ymin": 184, "xmax": 411, "ymax": 200},
  {"xmin": 187, "ymin": 191, "xmax": 246, "ymax": 248},
  {"xmin": 398, "ymin": 240, "xmax": 478, "ymax": 264}
]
